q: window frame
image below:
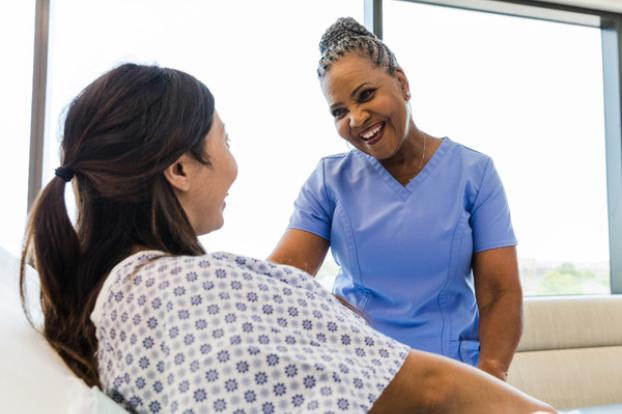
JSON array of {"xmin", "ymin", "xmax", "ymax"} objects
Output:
[{"xmin": 28, "ymin": 0, "xmax": 49, "ymax": 211}]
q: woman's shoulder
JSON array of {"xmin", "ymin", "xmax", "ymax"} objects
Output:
[
  {"xmin": 315, "ymin": 149, "xmax": 373, "ymax": 170},
  {"xmin": 91, "ymin": 250, "xmax": 332, "ymax": 326},
  {"xmin": 435, "ymin": 138, "xmax": 496, "ymax": 185},
  {"xmin": 311, "ymin": 150, "xmax": 375, "ymax": 186},
  {"xmin": 445, "ymin": 138, "xmax": 493, "ymax": 166},
  {"xmin": 99, "ymin": 250, "xmax": 321, "ymax": 299},
  {"xmin": 104, "ymin": 250, "xmax": 297, "ymax": 281}
]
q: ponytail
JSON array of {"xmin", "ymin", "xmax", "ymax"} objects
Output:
[{"xmin": 20, "ymin": 175, "xmax": 101, "ymax": 386}]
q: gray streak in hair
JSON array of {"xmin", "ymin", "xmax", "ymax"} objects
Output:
[{"xmin": 317, "ymin": 17, "xmax": 398, "ymax": 77}]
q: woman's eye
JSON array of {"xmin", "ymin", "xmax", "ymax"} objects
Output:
[
  {"xmin": 332, "ymin": 108, "xmax": 346, "ymax": 118},
  {"xmin": 359, "ymin": 88, "xmax": 376, "ymax": 102}
]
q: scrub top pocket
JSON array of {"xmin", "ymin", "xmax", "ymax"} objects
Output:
[{"xmin": 459, "ymin": 339, "xmax": 481, "ymax": 366}]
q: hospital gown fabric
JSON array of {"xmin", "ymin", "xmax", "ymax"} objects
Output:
[{"xmin": 91, "ymin": 251, "xmax": 410, "ymax": 414}]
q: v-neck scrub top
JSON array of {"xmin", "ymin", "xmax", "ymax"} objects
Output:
[{"xmin": 288, "ymin": 138, "xmax": 516, "ymax": 365}]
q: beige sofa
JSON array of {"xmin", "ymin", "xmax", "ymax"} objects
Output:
[{"xmin": 507, "ymin": 295, "xmax": 622, "ymax": 412}]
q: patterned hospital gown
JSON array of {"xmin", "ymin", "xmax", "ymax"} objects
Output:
[{"xmin": 91, "ymin": 251, "xmax": 410, "ymax": 414}]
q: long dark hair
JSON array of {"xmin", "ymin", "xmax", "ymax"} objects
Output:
[{"xmin": 19, "ymin": 63, "xmax": 215, "ymax": 387}]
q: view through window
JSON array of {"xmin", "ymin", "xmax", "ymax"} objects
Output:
[{"xmin": 384, "ymin": 1, "xmax": 610, "ymax": 295}]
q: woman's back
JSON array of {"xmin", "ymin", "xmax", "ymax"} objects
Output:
[{"xmin": 92, "ymin": 250, "xmax": 409, "ymax": 413}]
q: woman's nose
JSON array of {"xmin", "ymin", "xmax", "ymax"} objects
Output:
[{"xmin": 348, "ymin": 107, "xmax": 369, "ymax": 129}]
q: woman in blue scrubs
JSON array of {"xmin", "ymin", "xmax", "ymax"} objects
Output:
[{"xmin": 269, "ymin": 17, "xmax": 523, "ymax": 381}]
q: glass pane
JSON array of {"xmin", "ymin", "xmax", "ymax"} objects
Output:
[
  {"xmin": 0, "ymin": 1, "xmax": 35, "ymax": 256},
  {"xmin": 384, "ymin": 1, "xmax": 609, "ymax": 295},
  {"xmin": 46, "ymin": 0, "xmax": 363, "ymax": 289}
]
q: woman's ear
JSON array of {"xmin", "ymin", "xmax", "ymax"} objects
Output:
[
  {"xmin": 164, "ymin": 154, "xmax": 192, "ymax": 192},
  {"xmin": 395, "ymin": 67, "xmax": 411, "ymax": 101}
]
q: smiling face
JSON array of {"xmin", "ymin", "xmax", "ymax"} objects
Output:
[
  {"xmin": 165, "ymin": 110, "xmax": 238, "ymax": 236},
  {"xmin": 194, "ymin": 112, "xmax": 238, "ymax": 234},
  {"xmin": 320, "ymin": 52, "xmax": 413, "ymax": 160}
]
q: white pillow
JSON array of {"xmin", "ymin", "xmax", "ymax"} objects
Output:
[{"xmin": 0, "ymin": 247, "xmax": 125, "ymax": 414}]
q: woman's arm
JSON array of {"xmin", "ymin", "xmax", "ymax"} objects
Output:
[
  {"xmin": 371, "ymin": 349, "xmax": 556, "ymax": 414},
  {"xmin": 473, "ymin": 245, "xmax": 523, "ymax": 381},
  {"xmin": 268, "ymin": 229, "xmax": 330, "ymax": 276}
]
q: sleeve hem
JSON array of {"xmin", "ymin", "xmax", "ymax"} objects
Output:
[
  {"xmin": 362, "ymin": 345, "xmax": 411, "ymax": 413},
  {"xmin": 473, "ymin": 240, "xmax": 518, "ymax": 254},
  {"xmin": 286, "ymin": 225, "xmax": 330, "ymax": 242}
]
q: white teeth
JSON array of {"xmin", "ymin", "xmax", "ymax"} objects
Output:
[{"xmin": 361, "ymin": 123, "xmax": 382, "ymax": 139}]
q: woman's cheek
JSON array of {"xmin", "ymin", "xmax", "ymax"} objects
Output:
[{"xmin": 336, "ymin": 119, "xmax": 349, "ymax": 140}]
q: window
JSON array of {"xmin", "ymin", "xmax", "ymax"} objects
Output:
[
  {"xmin": 17, "ymin": 0, "xmax": 621, "ymax": 295},
  {"xmin": 0, "ymin": 1, "xmax": 35, "ymax": 256},
  {"xmin": 44, "ymin": 0, "xmax": 363, "ymax": 288},
  {"xmin": 384, "ymin": 0, "xmax": 610, "ymax": 295}
]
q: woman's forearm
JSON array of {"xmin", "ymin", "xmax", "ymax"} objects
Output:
[
  {"xmin": 268, "ymin": 229, "xmax": 329, "ymax": 276},
  {"xmin": 472, "ymin": 246, "xmax": 523, "ymax": 380},
  {"xmin": 477, "ymin": 288, "xmax": 523, "ymax": 380}
]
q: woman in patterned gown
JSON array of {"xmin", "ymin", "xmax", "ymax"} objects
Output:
[{"xmin": 20, "ymin": 63, "xmax": 556, "ymax": 414}]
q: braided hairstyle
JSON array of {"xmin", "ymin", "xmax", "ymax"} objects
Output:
[{"xmin": 318, "ymin": 17, "xmax": 398, "ymax": 77}]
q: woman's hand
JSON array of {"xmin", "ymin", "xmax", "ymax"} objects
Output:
[{"xmin": 478, "ymin": 358, "xmax": 509, "ymax": 381}]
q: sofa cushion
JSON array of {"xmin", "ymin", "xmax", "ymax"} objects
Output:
[
  {"xmin": 508, "ymin": 294, "xmax": 622, "ymax": 410},
  {"xmin": 576, "ymin": 404, "xmax": 622, "ymax": 414},
  {"xmin": 509, "ymin": 346, "xmax": 622, "ymax": 409},
  {"xmin": 517, "ymin": 295, "xmax": 622, "ymax": 352}
]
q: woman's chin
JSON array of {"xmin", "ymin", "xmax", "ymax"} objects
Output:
[
  {"xmin": 356, "ymin": 141, "xmax": 397, "ymax": 161},
  {"xmin": 368, "ymin": 148, "xmax": 395, "ymax": 161},
  {"xmin": 196, "ymin": 218, "xmax": 224, "ymax": 237}
]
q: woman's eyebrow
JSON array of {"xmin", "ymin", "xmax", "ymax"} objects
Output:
[
  {"xmin": 351, "ymin": 82, "xmax": 370, "ymax": 98},
  {"xmin": 329, "ymin": 82, "xmax": 371, "ymax": 111}
]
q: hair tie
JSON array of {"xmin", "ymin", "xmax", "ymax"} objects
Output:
[{"xmin": 55, "ymin": 166, "xmax": 75, "ymax": 182}]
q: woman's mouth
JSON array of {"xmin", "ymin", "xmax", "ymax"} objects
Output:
[{"xmin": 359, "ymin": 122, "xmax": 385, "ymax": 146}]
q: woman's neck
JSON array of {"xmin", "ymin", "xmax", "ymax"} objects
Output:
[{"xmin": 381, "ymin": 128, "xmax": 428, "ymax": 185}]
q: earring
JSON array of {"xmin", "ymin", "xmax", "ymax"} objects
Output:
[{"xmin": 405, "ymin": 91, "xmax": 411, "ymax": 100}]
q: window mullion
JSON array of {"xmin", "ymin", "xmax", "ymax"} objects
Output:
[
  {"xmin": 28, "ymin": 0, "xmax": 50, "ymax": 212},
  {"xmin": 602, "ymin": 16, "xmax": 622, "ymax": 294},
  {"xmin": 364, "ymin": 0, "xmax": 383, "ymax": 39}
]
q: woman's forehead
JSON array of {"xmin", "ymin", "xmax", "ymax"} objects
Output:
[
  {"xmin": 205, "ymin": 111, "xmax": 224, "ymax": 140},
  {"xmin": 321, "ymin": 56, "xmax": 384, "ymax": 96}
]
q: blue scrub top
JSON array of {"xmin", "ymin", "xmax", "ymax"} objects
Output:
[{"xmin": 288, "ymin": 138, "xmax": 516, "ymax": 365}]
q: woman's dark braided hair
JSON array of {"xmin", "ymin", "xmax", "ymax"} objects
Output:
[{"xmin": 317, "ymin": 17, "xmax": 398, "ymax": 77}]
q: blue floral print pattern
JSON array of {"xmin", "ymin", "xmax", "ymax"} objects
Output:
[{"xmin": 91, "ymin": 251, "xmax": 410, "ymax": 413}]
